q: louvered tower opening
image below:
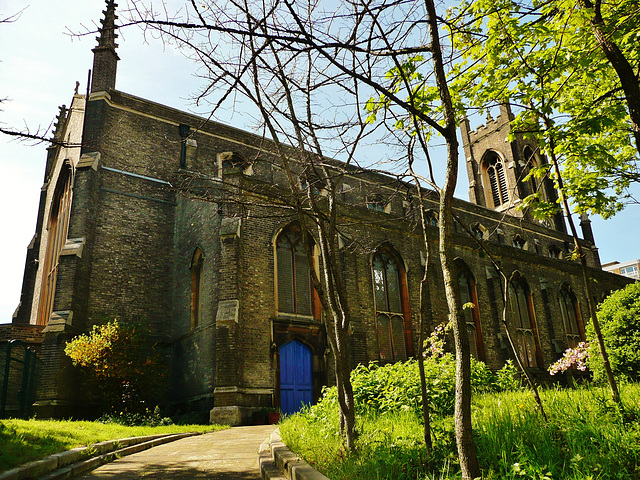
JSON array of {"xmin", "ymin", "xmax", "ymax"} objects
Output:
[{"xmin": 483, "ymin": 153, "xmax": 509, "ymax": 207}]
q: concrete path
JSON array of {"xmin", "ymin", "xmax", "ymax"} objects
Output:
[{"xmin": 73, "ymin": 425, "xmax": 277, "ymax": 480}]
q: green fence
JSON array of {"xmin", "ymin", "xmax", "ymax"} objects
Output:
[{"xmin": 0, "ymin": 340, "xmax": 38, "ymax": 418}]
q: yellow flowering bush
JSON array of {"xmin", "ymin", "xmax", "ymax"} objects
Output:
[{"xmin": 65, "ymin": 320, "xmax": 167, "ymax": 415}]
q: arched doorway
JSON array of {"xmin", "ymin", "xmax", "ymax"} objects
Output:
[{"xmin": 279, "ymin": 340, "xmax": 313, "ymax": 415}]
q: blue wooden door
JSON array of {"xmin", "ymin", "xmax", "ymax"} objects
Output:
[{"xmin": 280, "ymin": 340, "xmax": 313, "ymax": 415}]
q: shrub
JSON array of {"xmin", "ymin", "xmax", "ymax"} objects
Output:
[
  {"xmin": 65, "ymin": 320, "xmax": 167, "ymax": 414},
  {"xmin": 98, "ymin": 406, "xmax": 173, "ymax": 426},
  {"xmin": 588, "ymin": 283, "xmax": 640, "ymax": 383},
  {"xmin": 344, "ymin": 356, "xmax": 519, "ymax": 418}
]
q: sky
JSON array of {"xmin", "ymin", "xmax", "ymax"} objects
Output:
[{"xmin": 0, "ymin": 0, "xmax": 638, "ymax": 323}]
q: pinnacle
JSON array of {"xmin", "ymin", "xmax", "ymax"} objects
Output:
[
  {"xmin": 52, "ymin": 105, "xmax": 68, "ymax": 142},
  {"xmin": 94, "ymin": 0, "xmax": 119, "ymax": 51}
]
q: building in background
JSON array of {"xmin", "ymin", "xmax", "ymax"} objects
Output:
[{"xmin": 602, "ymin": 259, "xmax": 640, "ymax": 280}]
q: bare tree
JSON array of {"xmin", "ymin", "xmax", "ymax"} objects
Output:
[{"xmin": 125, "ymin": 0, "xmax": 480, "ymax": 472}]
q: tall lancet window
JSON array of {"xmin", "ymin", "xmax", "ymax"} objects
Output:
[
  {"xmin": 190, "ymin": 248, "xmax": 204, "ymax": 329},
  {"xmin": 37, "ymin": 164, "xmax": 73, "ymax": 326},
  {"xmin": 372, "ymin": 246, "xmax": 410, "ymax": 362},
  {"xmin": 276, "ymin": 223, "xmax": 317, "ymax": 317},
  {"xmin": 456, "ymin": 261, "xmax": 485, "ymax": 361},
  {"xmin": 559, "ymin": 284, "xmax": 583, "ymax": 348},
  {"xmin": 508, "ymin": 276, "xmax": 542, "ymax": 368},
  {"xmin": 483, "ymin": 152, "xmax": 509, "ymax": 207},
  {"xmin": 523, "ymin": 145, "xmax": 546, "ymax": 200}
]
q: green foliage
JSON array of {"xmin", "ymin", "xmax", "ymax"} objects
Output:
[
  {"xmin": 588, "ymin": 283, "xmax": 640, "ymax": 383},
  {"xmin": 98, "ymin": 406, "xmax": 173, "ymax": 427},
  {"xmin": 64, "ymin": 320, "xmax": 167, "ymax": 414},
  {"xmin": 322, "ymin": 356, "xmax": 519, "ymax": 420},
  {"xmin": 448, "ymin": 0, "xmax": 640, "ymax": 219},
  {"xmin": 474, "ymin": 387, "xmax": 640, "ymax": 480},
  {"xmin": 0, "ymin": 418, "xmax": 224, "ymax": 471},
  {"xmin": 494, "ymin": 360, "xmax": 521, "ymax": 392},
  {"xmin": 280, "ymin": 384, "xmax": 640, "ymax": 480},
  {"xmin": 281, "ymin": 408, "xmax": 432, "ymax": 480}
]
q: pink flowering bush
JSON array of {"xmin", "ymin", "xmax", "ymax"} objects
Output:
[
  {"xmin": 548, "ymin": 342, "xmax": 590, "ymax": 376},
  {"xmin": 424, "ymin": 321, "xmax": 451, "ymax": 357}
]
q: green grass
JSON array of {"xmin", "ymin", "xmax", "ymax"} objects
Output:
[
  {"xmin": 280, "ymin": 384, "xmax": 640, "ymax": 480},
  {"xmin": 0, "ymin": 419, "xmax": 226, "ymax": 472}
]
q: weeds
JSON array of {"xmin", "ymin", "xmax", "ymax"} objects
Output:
[{"xmin": 280, "ymin": 384, "xmax": 640, "ymax": 480}]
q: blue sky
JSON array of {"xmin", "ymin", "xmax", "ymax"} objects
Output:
[{"xmin": 1, "ymin": 0, "xmax": 638, "ymax": 323}]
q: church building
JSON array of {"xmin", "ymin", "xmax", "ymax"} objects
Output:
[{"xmin": 6, "ymin": 1, "xmax": 630, "ymax": 423}]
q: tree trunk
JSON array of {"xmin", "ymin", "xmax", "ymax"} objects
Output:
[
  {"xmin": 545, "ymin": 120, "xmax": 621, "ymax": 404},
  {"xmin": 584, "ymin": 0, "xmax": 640, "ymax": 155},
  {"xmin": 425, "ymin": 0, "xmax": 481, "ymax": 475},
  {"xmin": 415, "ymin": 181, "xmax": 433, "ymax": 451}
]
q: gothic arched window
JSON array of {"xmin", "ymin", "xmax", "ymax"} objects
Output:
[
  {"xmin": 372, "ymin": 246, "xmax": 410, "ymax": 361},
  {"xmin": 426, "ymin": 211, "xmax": 438, "ymax": 227},
  {"xmin": 456, "ymin": 261, "xmax": 485, "ymax": 361},
  {"xmin": 37, "ymin": 164, "xmax": 73, "ymax": 326},
  {"xmin": 482, "ymin": 151, "xmax": 509, "ymax": 208},
  {"xmin": 559, "ymin": 285, "xmax": 583, "ymax": 348},
  {"xmin": 190, "ymin": 248, "xmax": 204, "ymax": 329},
  {"xmin": 508, "ymin": 276, "xmax": 542, "ymax": 368},
  {"xmin": 471, "ymin": 224, "xmax": 484, "ymax": 240},
  {"xmin": 512, "ymin": 235, "xmax": 526, "ymax": 249},
  {"xmin": 276, "ymin": 223, "xmax": 315, "ymax": 317}
]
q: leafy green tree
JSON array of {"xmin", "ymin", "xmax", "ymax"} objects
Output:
[
  {"xmin": 65, "ymin": 320, "xmax": 167, "ymax": 414},
  {"xmin": 588, "ymin": 283, "xmax": 640, "ymax": 383},
  {"xmin": 449, "ymin": 0, "xmax": 640, "ymax": 218},
  {"xmin": 448, "ymin": 0, "xmax": 636, "ymax": 404}
]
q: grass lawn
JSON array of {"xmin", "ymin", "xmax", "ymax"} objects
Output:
[
  {"xmin": 280, "ymin": 384, "xmax": 640, "ymax": 480},
  {"xmin": 0, "ymin": 419, "xmax": 226, "ymax": 472}
]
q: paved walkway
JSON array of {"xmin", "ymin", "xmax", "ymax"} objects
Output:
[{"xmin": 73, "ymin": 425, "xmax": 277, "ymax": 480}]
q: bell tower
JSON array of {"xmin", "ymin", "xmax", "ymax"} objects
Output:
[{"xmin": 460, "ymin": 104, "xmax": 566, "ymax": 233}]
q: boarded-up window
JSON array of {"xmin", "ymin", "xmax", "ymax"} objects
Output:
[
  {"xmin": 277, "ymin": 224, "xmax": 313, "ymax": 316},
  {"xmin": 372, "ymin": 247, "xmax": 408, "ymax": 361},
  {"xmin": 37, "ymin": 164, "xmax": 73, "ymax": 326},
  {"xmin": 508, "ymin": 277, "xmax": 542, "ymax": 368},
  {"xmin": 457, "ymin": 263, "xmax": 484, "ymax": 361}
]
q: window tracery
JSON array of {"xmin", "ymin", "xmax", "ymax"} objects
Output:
[
  {"xmin": 372, "ymin": 246, "xmax": 409, "ymax": 361},
  {"xmin": 508, "ymin": 276, "xmax": 542, "ymax": 368}
]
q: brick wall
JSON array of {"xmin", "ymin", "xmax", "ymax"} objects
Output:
[{"xmin": 0, "ymin": 325, "xmax": 44, "ymax": 348}]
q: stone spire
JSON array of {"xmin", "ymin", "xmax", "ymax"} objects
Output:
[{"xmin": 90, "ymin": 0, "xmax": 120, "ymax": 93}]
